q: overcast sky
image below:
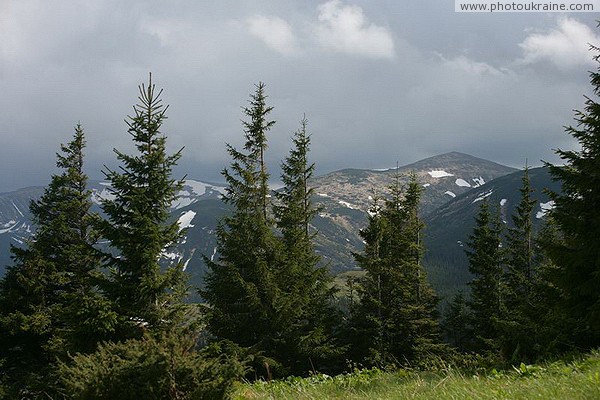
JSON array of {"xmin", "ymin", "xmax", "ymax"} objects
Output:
[{"xmin": 0, "ymin": 0, "xmax": 598, "ymax": 191}]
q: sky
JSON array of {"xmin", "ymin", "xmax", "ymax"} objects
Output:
[{"xmin": 0, "ymin": 0, "xmax": 598, "ymax": 192}]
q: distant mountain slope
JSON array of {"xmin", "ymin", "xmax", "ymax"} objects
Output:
[
  {"xmin": 0, "ymin": 152, "xmax": 522, "ymax": 298},
  {"xmin": 423, "ymin": 166, "xmax": 561, "ymax": 299},
  {"xmin": 312, "ymin": 151, "xmax": 517, "ymax": 216},
  {"xmin": 308, "ymin": 152, "xmax": 517, "ymax": 273},
  {"xmin": 0, "ymin": 180, "xmax": 227, "ymax": 277}
]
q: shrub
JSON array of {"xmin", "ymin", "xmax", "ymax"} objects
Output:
[{"xmin": 57, "ymin": 334, "xmax": 245, "ymax": 399}]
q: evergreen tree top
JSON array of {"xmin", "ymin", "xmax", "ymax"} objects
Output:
[
  {"xmin": 222, "ymin": 82, "xmax": 274, "ymax": 221},
  {"xmin": 98, "ymin": 75, "xmax": 187, "ymax": 335}
]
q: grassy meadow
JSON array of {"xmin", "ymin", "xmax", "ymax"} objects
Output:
[{"xmin": 233, "ymin": 350, "xmax": 600, "ymax": 400}]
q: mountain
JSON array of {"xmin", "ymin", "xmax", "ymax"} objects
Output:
[
  {"xmin": 311, "ymin": 151, "xmax": 516, "ymax": 215},
  {"xmin": 0, "ymin": 152, "xmax": 526, "ymax": 298},
  {"xmin": 0, "ymin": 180, "xmax": 228, "ymax": 276},
  {"xmin": 308, "ymin": 152, "xmax": 517, "ymax": 273},
  {"xmin": 423, "ymin": 166, "xmax": 561, "ymax": 299},
  {"xmin": 0, "ymin": 186, "xmax": 40, "ymax": 270}
]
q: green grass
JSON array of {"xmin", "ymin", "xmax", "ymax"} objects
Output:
[{"xmin": 233, "ymin": 350, "xmax": 600, "ymax": 399}]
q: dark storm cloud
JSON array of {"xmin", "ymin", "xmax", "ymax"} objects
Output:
[{"xmin": 0, "ymin": 0, "xmax": 598, "ymax": 191}]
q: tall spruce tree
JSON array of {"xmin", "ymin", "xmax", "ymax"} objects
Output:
[
  {"xmin": 500, "ymin": 166, "xmax": 538, "ymax": 360},
  {"xmin": 273, "ymin": 116, "xmax": 339, "ymax": 374},
  {"xmin": 202, "ymin": 83, "xmax": 283, "ymax": 373},
  {"xmin": 347, "ymin": 196, "xmax": 386, "ymax": 362},
  {"xmin": 529, "ymin": 217, "xmax": 566, "ymax": 355},
  {"xmin": 351, "ymin": 173, "xmax": 441, "ymax": 365},
  {"xmin": 544, "ymin": 42, "xmax": 600, "ymax": 348},
  {"xmin": 0, "ymin": 125, "xmax": 114, "ymax": 394},
  {"xmin": 98, "ymin": 75, "xmax": 186, "ymax": 339},
  {"xmin": 466, "ymin": 199, "xmax": 504, "ymax": 352},
  {"xmin": 505, "ymin": 166, "xmax": 536, "ymax": 305}
]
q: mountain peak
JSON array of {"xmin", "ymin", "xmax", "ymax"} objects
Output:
[{"xmin": 403, "ymin": 152, "xmax": 516, "ymax": 172}]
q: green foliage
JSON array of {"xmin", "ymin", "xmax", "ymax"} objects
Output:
[
  {"xmin": 465, "ymin": 199, "xmax": 503, "ymax": 352},
  {"xmin": 497, "ymin": 167, "xmax": 561, "ymax": 362},
  {"xmin": 236, "ymin": 350, "xmax": 600, "ymax": 400},
  {"xmin": 98, "ymin": 75, "xmax": 187, "ymax": 339},
  {"xmin": 544, "ymin": 43, "xmax": 600, "ymax": 349},
  {"xmin": 57, "ymin": 334, "xmax": 246, "ymax": 399},
  {"xmin": 0, "ymin": 124, "xmax": 114, "ymax": 395},
  {"xmin": 272, "ymin": 115, "xmax": 341, "ymax": 375},
  {"xmin": 203, "ymin": 87, "xmax": 342, "ymax": 377},
  {"xmin": 504, "ymin": 167, "xmax": 537, "ymax": 306},
  {"xmin": 495, "ymin": 167, "xmax": 537, "ymax": 361},
  {"xmin": 349, "ymin": 172, "xmax": 442, "ymax": 366},
  {"xmin": 202, "ymin": 83, "xmax": 284, "ymax": 375},
  {"xmin": 527, "ymin": 218, "xmax": 569, "ymax": 355},
  {"xmin": 441, "ymin": 291, "xmax": 471, "ymax": 352}
]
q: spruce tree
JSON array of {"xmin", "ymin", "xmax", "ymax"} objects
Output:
[
  {"xmin": 347, "ymin": 196, "xmax": 386, "ymax": 363},
  {"xmin": 273, "ymin": 116, "xmax": 339, "ymax": 374},
  {"xmin": 98, "ymin": 75, "xmax": 186, "ymax": 339},
  {"xmin": 351, "ymin": 173, "xmax": 441, "ymax": 365},
  {"xmin": 466, "ymin": 199, "xmax": 504, "ymax": 352},
  {"xmin": 505, "ymin": 166, "xmax": 536, "ymax": 304},
  {"xmin": 388, "ymin": 173, "xmax": 441, "ymax": 361},
  {"xmin": 0, "ymin": 125, "xmax": 114, "ymax": 393},
  {"xmin": 441, "ymin": 291, "xmax": 471, "ymax": 352},
  {"xmin": 529, "ymin": 217, "xmax": 566, "ymax": 355},
  {"xmin": 202, "ymin": 83, "xmax": 283, "ymax": 373},
  {"xmin": 500, "ymin": 166, "xmax": 538, "ymax": 360},
  {"xmin": 544, "ymin": 43, "xmax": 600, "ymax": 348}
]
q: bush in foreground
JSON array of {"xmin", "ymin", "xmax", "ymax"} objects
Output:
[{"xmin": 58, "ymin": 334, "xmax": 246, "ymax": 400}]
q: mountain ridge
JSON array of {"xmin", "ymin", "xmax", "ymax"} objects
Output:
[{"xmin": 0, "ymin": 152, "xmax": 543, "ymax": 299}]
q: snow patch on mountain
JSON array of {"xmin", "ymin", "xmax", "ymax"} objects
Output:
[
  {"xmin": 338, "ymin": 200, "xmax": 359, "ymax": 210},
  {"xmin": 472, "ymin": 190, "xmax": 493, "ymax": 203},
  {"xmin": 472, "ymin": 177, "xmax": 485, "ymax": 187},
  {"xmin": 536, "ymin": 200, "xmax": 555, "ymax": 219},
  {"xmin": 428, "ymin": 170, "xmax": 454, "ymax": 178},
  {"xmin": 423, "ymin": 183, "xmax": 431, "ymax": 188},
  {"xmin": 455, "ymin": 178, "xmax": 471, "ymax": 188},
  {"xmin": 178, "ymin": 210, "xmax": 196, "ymax": 231},
  {"xmin": 171, "ymin": 197, "xmax": 196, "ymax": 210},
  {"xmin": 0, "ymin": 221, "xmax": 18, "ymax": 234},
  {"xmin": 12, "ymin": 202, "xmax": 24, "ymax": 217},
  {"xmin": 445, "ymin": 191, "xmax": 456, "ymax": 198},
  {"xmin": 91, "ymin": 188, "xmax": 116, "ymax": 204},
  {"xmin": 500, "ymin": 198, "xmax": 507, "ymax": 206},
  {"xmin": 162, "ymin": 251, "xmax": 180, "ymax": 260},
  {"xmin": 1, "ymin": 220, "xmax": 16, "ymax": 228},
  {"xmin": 170, "ymin": 180, "xmax": 227, "ymax": 210},
  {"xmin": 184, "ymin": 180, "xmax": 210, "ymax": 196},
  {"xmin": 91, "ymin": 180, "xmax": 226, "ymax": 209},
  {"xmin": 188, "ymin": 179, "xmax": 227, "ymax": 195}
]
